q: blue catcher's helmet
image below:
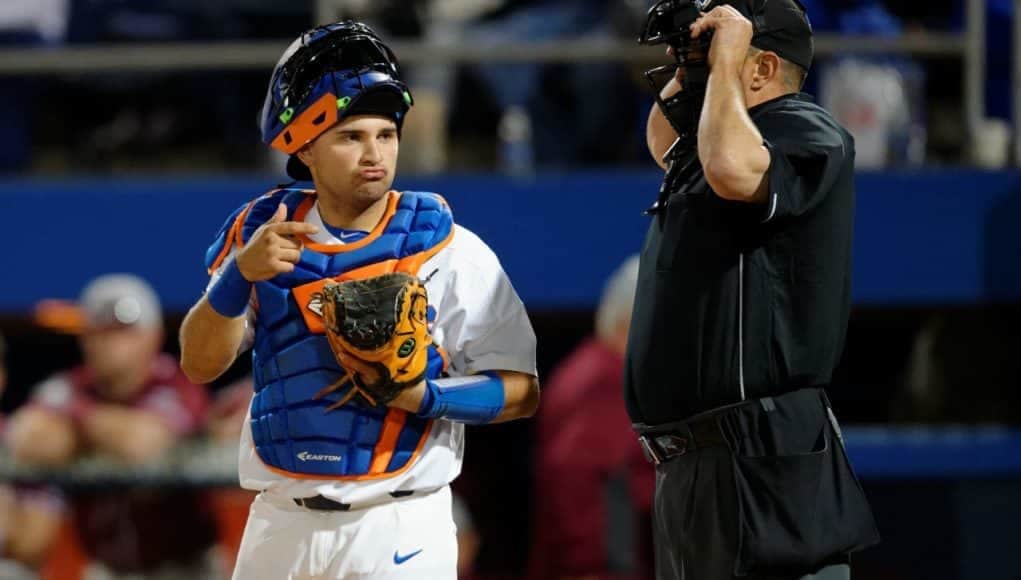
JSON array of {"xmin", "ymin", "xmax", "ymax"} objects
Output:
[{"xmin": 259, "ymin": 21, "xmax": 413, "ymax": 180}]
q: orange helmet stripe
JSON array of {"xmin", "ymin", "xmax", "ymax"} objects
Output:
[{"xmin": 269, "ymin": 92, "xmax": 339, "ymax": 155}]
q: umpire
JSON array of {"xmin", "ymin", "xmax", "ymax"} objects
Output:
[{"xmin": 626, "ymin": 0, "xmax": 880, "ymax": 578}]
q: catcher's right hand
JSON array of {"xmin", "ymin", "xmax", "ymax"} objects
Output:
[
  {"xmin": 314, "ymin": 272, "xmax": 433, "ymax": 410},
  {"xmin": 236, "ymin": 203, "xmax": 318, "ymax": 281}
]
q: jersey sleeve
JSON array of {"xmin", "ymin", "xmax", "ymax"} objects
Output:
[
  {"xmin": 430, "ymin": 227, "xmax": 537, "ymax": 377},
  {"xmin": 759, "ymin": 110, "xmax": 852, "ymax": 223}
]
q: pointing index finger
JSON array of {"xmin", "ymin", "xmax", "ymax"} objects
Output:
[{"xmin": 268, "ymin": 221, "xmax": 320, "ymax": 236}]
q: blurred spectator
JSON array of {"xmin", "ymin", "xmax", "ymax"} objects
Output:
[
  {"xmin": 0, "ymin": 0, "xmax": 69, "ymax": 172},
  {"xmin": 464, "ymin": 0, "xmax": 629, "ymax": 171},
  {"xmin": 205, "ymin": 375, "xmax": 252, "ymax": 444},
  {"xmin": 203, "ymin": 375, "xmax": 256, "ymax": 577},
  {"xmin": 965, "ymin": 0, "xmax": 1014, "ymax": 167},
  {"xmin": 0, "ymin": 0, "xmax": 68, "ymax": 42},
  {"xmin": 5, "ymin": 274, "xmax": 219, "ymax": 579},
  {"xmin": 927, "ymin": 0, "xmax": 1014, "ymax": 126},
  {"xmin": 404, "ymin": 0, "xmax": 496, "ymax": 174},
  {"xmin": 326, "ymin": 0, "xmax": 631, "ymax": 173},
  {"xmin": 892, "ymin": 311, "xmax": 1021, "ymax": 424},
  {"xmin": 528, "ymin": 255, "xmax": 655, "ymax": 580},
  {"xmin": 453, "ymin": 492, "xmax": 482, "ymax": 579},
  {"xmin": 0, "ymin": 331, "xmax": 65, "ymax": 580},
  {"xmin": 46, "ymin": 1, "xmax": 273, "ymax": 173},
  {"xmin": 818, "ymin": 0, "xmax": 926, "ymax": 168},
  {"xmin": 316, "ymin": 0, "xmax": 454, "ymax": 173}
]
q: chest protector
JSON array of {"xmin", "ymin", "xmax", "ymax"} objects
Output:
[{"xmin": 206, "ymin": 188, "xmax": 454, "ymax": 478}]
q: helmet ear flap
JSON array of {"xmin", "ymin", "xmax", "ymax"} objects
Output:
[{"xmin": 269, "ymin": 93, "xmax": 340, "ymax": 155}]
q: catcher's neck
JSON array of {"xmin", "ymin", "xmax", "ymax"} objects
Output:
[{"xmin": 315, "ymin": 190, "xmax": 391, "ymax": 232}]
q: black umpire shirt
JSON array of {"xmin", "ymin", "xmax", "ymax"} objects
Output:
[{"xmin": 625, "ymin": 92, "xmax": 855, "ymax": 426}]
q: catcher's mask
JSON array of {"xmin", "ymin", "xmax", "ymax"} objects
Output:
[
  {"xmin": 639, "ymin": 0, "xmax": 813, "ymax": 149},
  {"xmin": 259, "ymin": 20, "xmax": 413, "ymax": 181}
]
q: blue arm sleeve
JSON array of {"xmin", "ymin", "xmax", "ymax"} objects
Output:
[
  {"xmin": 206, "ymin": 259, "xmax": 252, "ymax": 318},
  {"xmin": 417, "ymin": 372, "xmax": 506, "ymax": 425}
]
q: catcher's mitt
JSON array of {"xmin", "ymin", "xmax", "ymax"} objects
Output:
[{"xmin": 314, "ymin": 272, "xmax": 432, "ymax": 410}]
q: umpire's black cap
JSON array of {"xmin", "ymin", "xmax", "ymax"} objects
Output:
[{"xmin": 706, "ymin": 0, "xmax": 814, "ymax": 70}]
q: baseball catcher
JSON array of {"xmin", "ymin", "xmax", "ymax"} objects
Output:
[{"xmin": 178, "ymin": 20, "xmax": 540, "ymax": 579}]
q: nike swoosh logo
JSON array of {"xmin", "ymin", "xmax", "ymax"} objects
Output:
[
  {"xmin": 338, "ymin": 231, "xmax": 364, "ymax": 240},
  {"xmin": 393, "ymin": 549, "xmax": 423, "ymax": 565}
]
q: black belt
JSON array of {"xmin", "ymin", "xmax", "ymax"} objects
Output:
[
  {"xmin": 293, "ymin": 490, "xmax": 415, "ymax": 511},
  {"xmin": 634, "ymin": 412, "xmax": 730, "ymax": 465},
  {"xmin": 634, "ymin": 389, "xmax": 830, "ymax": 465}
]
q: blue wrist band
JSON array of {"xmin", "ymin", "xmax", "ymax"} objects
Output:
[
  {"xmin": 418, "ymin": 371, "xmax": 506, "ymax": 425},
  {"xmin": 207, "ymin": 260, "xmax": 252, "ymax": 318}
]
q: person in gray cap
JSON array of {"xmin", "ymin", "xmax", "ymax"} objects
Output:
[
  {"xmin": 6, "ymin": 274, "xmax": 187, "ymax": 467},
  {"xmin": 5, "ymin": 274, "xmax": 219, "ymax": 579},
  {"xmin": 627, "ymin": 1, "xmax": 879, "ymax": 578}
]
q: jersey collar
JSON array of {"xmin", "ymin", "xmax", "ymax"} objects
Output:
[{"xmin": 748, "ymin": 91, "xmax": 813, "ymax": 118}]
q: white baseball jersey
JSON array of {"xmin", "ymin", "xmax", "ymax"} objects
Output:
[{"xmin": 209, "ymin": 197, "xmax": 537, "ymax": 506}]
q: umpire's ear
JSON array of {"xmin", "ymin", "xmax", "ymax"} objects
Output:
[{"xmin": 748, "ymin": 49, "xmax": 782, "ymax": 91}]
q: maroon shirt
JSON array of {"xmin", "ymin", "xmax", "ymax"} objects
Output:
[
  {"xmin": 3, "ymin": 405, "xmax": 67, "ymax": 538},
  {"xmin": 29, "ymin": 354, "xmax": 208, "ymax": 435},
  {"xmin": 28, "ymin": 354, "xmax": 217, "ymax": 573},
  {"xmin": 529, "ymin": 339, "xmax": 655, "ymax": 580}
]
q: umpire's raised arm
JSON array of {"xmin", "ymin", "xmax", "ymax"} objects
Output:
[{"xmin": 691, "ymin": 5, "xmax": 771, "ymax": 203}]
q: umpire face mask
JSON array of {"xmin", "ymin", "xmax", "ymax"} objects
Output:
[
  {"xmin": 639, "ymin": 0, "xmax": 712, "ymax": 148},
  {"xmin": 639, "ymin": 0, "xmax": 813, "ymax": 150}
]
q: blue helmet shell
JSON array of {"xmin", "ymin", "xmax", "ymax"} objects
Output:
[{"xmin": 259, "ymin": 21, "xmax": 412, "ymax": 160}]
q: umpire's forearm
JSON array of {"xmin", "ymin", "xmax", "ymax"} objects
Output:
[
  {"xmin": 697, "ymin": 66, "xmax": 769, "ymax": 202},
  {"xmin": 179, "ymin": 297, "xmax": 246, "ymax": 384}
]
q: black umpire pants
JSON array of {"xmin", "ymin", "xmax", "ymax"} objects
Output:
[{"xmin": 643, "ymin": 388, "xmax": 877, "ymax": 580}]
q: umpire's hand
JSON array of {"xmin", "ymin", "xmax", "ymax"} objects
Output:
[
  {"xmin": 236, "ymin": 203, "xmax": 319, "ymax": 281},
  {"xmin": 690, "ymin": 5, "xmax": 754, "ymax": 74}
]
